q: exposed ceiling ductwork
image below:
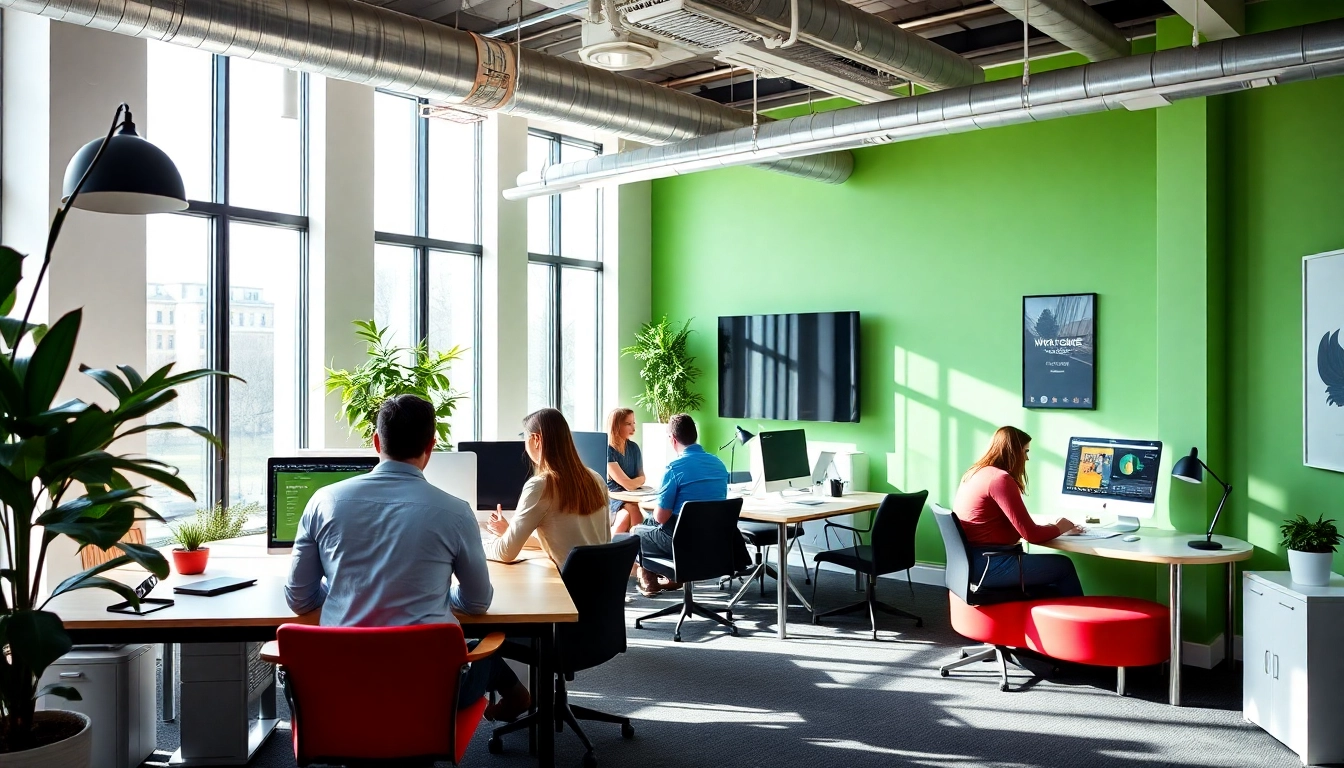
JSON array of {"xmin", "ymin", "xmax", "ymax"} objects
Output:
[
  {"xmin": 988, "ymin": 0, "xmax": 1131, "ymax": 61},
  {"xmin": 506, "ymin": 18, "xmax": 1344, "ymax": 198},
  {"xmin": 0, "ymin": 0, "xmax": 853, "ymax": 184}
]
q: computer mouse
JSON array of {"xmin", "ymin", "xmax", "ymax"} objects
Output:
[{"xmin": 1122, "ymin": 535, "xmax": 1141, "ymax": 543}]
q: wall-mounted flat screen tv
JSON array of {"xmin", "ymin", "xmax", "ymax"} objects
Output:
[{"xmin": 718, "ymin": 311, "xmax": 861, "ymax": 423}]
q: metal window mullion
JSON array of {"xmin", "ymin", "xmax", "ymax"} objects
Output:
[
  {"xmin": 415, "ymin": 100, "xmax": 430, "ymax": 346},
  {"xmin": 296, "ymin": 72, "xmax": 311, "ymax": 449},
  {"xmin": 549, "ymin": 136, "xmax": 561, "ymax": 258},
  {"xmin": 473, "ymin": 121, "xmax": 483, "ymax": 439},
  {"xmin": 209, "ymin": 53, "xmax": 230, "ymax": 508},
  {"xmin": 552, "ymin": 264, "xmax": 562, "ymax": 411}
]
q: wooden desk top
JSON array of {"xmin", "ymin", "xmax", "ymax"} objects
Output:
[
  {"xmin": 1032, "ymin": 528, "xmax": 1254, "ymax": 565},
  {"xmin": 611, "ymin": 489, "xmax": 885, "ymax": 525},
  {"xmin": 46, "ymin": 534, "xmax": 578, "ymax": 632}
]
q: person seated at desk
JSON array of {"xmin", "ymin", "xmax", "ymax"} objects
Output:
[
  {"xmin": 284, "ymin": 394, "xmax": 531, "ymax": 722},
  {"xmin": 952, "ymin": 426, "xmax": 1084, "ymax": 597},
  {"xmin": 484, "ymin": 407, "xmax": 612, "ymax": 565},
  {"xmin": 632, "ymin": 413, "xmax": 728, "ymax": 597},
  {"xmin": 606, "ymin": 407, "xmax": 646, "ymax": 535}
]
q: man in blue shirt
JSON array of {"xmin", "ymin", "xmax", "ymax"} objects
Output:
[
  {"xmin": 285, "ymin": 395, "xmax": 529, "ymax": 721},
  {"xmin": 632, "ymin": 413, "xmax": 728, "ymax": 596}
]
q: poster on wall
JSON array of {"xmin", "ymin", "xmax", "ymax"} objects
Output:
[
  {"xmin": 1303, "ymin": 250, "xmax": 1344, "ymax": 473},
  {"xmin": 1023, "ymin": 293, "xmax": 1096, "ymax": 410}
]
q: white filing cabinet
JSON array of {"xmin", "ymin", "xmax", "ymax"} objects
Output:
[
  {"xmin": 37, "ymin": 644, "xmax": 156, "ymax": 768},
  {"xmin": 1243, "ymin": 571, "xmax": 1344, "ymax": 765}
]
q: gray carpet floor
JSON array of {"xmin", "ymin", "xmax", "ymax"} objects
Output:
[{"xmin": 139, "ymin": 568, "xmax": 1303, "ymax": 768}]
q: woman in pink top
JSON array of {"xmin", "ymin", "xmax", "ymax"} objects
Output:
[{"xmin": 952, "ymin": 426, "xmax": 1083, "ymax": 597}]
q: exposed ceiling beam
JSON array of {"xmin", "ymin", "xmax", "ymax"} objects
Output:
[{"xmin": 1164, "ymin": 0, "xmax": 1244, "ymax": 40}]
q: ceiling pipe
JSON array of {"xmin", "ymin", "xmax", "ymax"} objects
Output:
[
  {"xmin": 1, "ymin": 0, "xmax": 853, "ymax": 185},
  {"xmin": 505, "ymin": 18, "xmax": 1344, "ymax": 198},
  {"xmin": 987, "ymin": 0, "xmax": 1132, "ymax": 61},
  {"xmin": 485, "ymin": 1, "xmax": 588, "ymax": 37}
]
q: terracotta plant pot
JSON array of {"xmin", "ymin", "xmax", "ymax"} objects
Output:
[
  {"xmin": 172, "ymin": 547, "xmax": 210, "ymax": 575},
  {"xmin": 0, "ymin": 710, "xmax": 91, "ymax": 768}
]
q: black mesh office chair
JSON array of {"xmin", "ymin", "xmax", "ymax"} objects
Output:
[
  {"xmin": 635, "ymin": 499, "xmax": 751, "ymax": 642},
  {"xmin": 489, "ymin": 537, "xmax": 640, "ymax": 767},
  {"xmin": 810, "ymin": 491, "xmax": 927, "ymax": 639}
]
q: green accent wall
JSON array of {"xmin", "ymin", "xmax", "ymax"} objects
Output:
[{"xmin": 646, "ymin": 0, "xmax": 1344, "ymax": 645}]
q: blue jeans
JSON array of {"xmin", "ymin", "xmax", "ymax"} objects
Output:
[{"xmin": 969, "ymin": 550, "xmax": 1084, "ymax": 597}]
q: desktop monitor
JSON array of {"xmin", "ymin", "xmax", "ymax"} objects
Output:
[
  {"xmin": 459, "ymin": 441, "xmax": 533, "ymax": 511},
  {"xmin": 268, "ymin": 456, "xmax": 378, "ymax": 554},
  {"xmin": 1061, "ymin": 436, "xmax": 1163, "ymax": 530},
  {"xmin": 758, "ymin": 429, "xmax": 812, "ymax": 493},
  {"xmin": 572, "ymin": 431, "xmax": 609, "ymax": 479}
]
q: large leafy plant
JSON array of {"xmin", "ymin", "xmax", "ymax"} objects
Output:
[
  {"xmin": 621, "ymin": 316, "xmax": 705, "ymax": 423},
  {"xmin": 1280, "ymin": 514, "xmax": 1341, "ymax": 554},
  {"xmin": 325, "ymin": 320, "xmax": 466, "ymax": 448},
  {"xmin": 0, "ymin": 246, "xmax": 225, "ymax": 751}
]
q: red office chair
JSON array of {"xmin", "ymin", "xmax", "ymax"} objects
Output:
[{"xmin": 264, "ymin": 623, "xmax": 504, "ymax": 766}]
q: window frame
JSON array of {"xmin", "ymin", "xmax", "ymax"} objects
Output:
[
  {"xmin": 373, "ymin": 91, "xmax": 484, "ymax": 440},
  {"xmin": 526, "ymin": 129, "xmax": 604, "ymax": 427}
]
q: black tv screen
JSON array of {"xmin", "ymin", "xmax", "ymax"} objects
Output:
[{"xmin": 718, "ymin": 311, "xmax": 861, "ymax": 423}]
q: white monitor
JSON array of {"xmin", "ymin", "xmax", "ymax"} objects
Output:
[
  {"xmin": 1060, "ymin": 436, "xmax": 1163, "ymax": 531},
  {"xmin": 751, "ymin": 429, "xmax": 812, "ymax": 494},
  {"xmin": 292, "ymin": 448, "xmax": 480, "ymax": 518}
]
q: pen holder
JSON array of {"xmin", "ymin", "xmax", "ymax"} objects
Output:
[{"xmin": 828, "ymin": 478, "xmax": 844, "ymax": 497}]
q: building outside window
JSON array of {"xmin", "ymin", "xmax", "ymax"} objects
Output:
[{"xmin": 526, "ymin": 129, "xmax": 603, "ymax": 431}]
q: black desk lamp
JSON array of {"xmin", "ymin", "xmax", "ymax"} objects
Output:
[
  {"xmin": 1172, "ymin": 447, "xmax": 1232, "ymax": 550},
  {"xmin": 718, "ymin": 426, "xmax": 754, "ymax": 482}
]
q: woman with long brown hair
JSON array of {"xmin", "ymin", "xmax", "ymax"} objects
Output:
[
  {"xmin": 484, "ymin": 408, "xmax": 612, "ymax": 565},
  {"xmin": 605, "ymin": 407, "xmax": 646, "ymax": 534},
  {"xmin": 952, "ymin": 426, "xmax": 1083, "ymax": 596}
]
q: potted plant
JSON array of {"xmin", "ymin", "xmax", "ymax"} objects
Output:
[
  {"xmin": 1280, "ymin": 514, "xmax": 1341, "ymax": 586},
  {"xmin": 620, "ymin": 316, "xmax": 705, "ymax": 486},
  {"xmin": 325, "ymin": 320, "xmax": 466, "ymax": 449},
  {"xmin": 0, "ymin": 248, "xmax": 224, "ymax": 765},
  {"xmin": 167, "ymin": 502, "xmax": 255, "ymax": 576}
]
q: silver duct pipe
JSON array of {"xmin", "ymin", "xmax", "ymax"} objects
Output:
[
  {"xmin": 989, "ymin": 0, "xmax": 1131, "ymax": 61},
  {"xmin": 507, "ymin": 19, "xmax": 1344, "ymax": 198},
  {"xmin": 1, "ymin": 0, "xmax": 852, "ymax": 184},
  {"xmin": 697, "ymin": 0, "xmax": 985, "ymax": 90}
]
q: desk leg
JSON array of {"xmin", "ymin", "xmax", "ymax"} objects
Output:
[
  {"xmin": 1226, "ymin": 561, "xmax": 1236, "ymax": 672},
  {"xmin": 1169, "ymin": 563, "xmax": 1183, "ymax": 706},
  {"xmin": 162, "ymin": 643, "xmax": 175, "ymax": 722},
  {"xmin": 537, "ymin": 626, "xmax": 556, "ymax": 768},
  {"xmin": 777, "ymin": 522, "xmax": 789, "ymax": 640}
]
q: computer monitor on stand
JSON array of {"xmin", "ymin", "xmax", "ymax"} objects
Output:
[
  {"xmin": 1060, "ymin": 436, "xmax": 1163, "ymax": 532},
  {"xmin": 267, "ymin": 456, "xmax": 379, "ymax": 554},
  {"xmin": 756, "ymin": 429, "xmax": 813, "ymax": 495}
]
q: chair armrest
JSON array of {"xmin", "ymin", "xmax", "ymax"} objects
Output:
[
  {"xmin": 465, "ymin": 632, "xmax": 506, "ymax": 663},
  {"xmin": 259, "ymin": 640, "xmax": 281, "ymax": 665},
  {"xmin": 821, "ymin": 520, "xmax": 871, "ymax": 535},
  {"xmin": 970, "ymin": 547, "xmax": 1026, "ymax": 595}
]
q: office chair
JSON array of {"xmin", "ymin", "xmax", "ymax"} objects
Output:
[
  {"xmin": 635, "ymin": 498, "xmax": 751, "ymax": 642},
  {"xmin": 489, "ymin": 537, "xmax": 640, "ymax": 768},
  {"xmin": 269, "ymin": 623, "xmax": 503, "ymax": 766},
  {"xmin": 810, "ymin": 491, "xmax": 927, "ymax": 640}
]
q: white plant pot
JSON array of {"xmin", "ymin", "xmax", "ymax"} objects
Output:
[
  {"xmin": 0, "ymin": 711, "xmax": 91, "ymax": 768},
  {"xmin": 640, "ymin": 422, "xmax": 670, "ymax": 489},
  {"xmin": 1288, "ymin": 549, "xmax": 1335, "ymax": 587}
]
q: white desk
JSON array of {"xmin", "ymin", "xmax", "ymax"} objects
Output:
[{"xmin": 1032, "ymin": 527, "xmax": 1253, "ymax": 706}]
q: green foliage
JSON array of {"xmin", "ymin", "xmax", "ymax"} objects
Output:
[
  {"xmin": 0, "ymin": 245, "xmax": 227, "ymax": 751},
  {"xmin": 1280, "ymin": 514, "xmax": 1341, "ymax": 554},
  {"xmin": 325, "ymin": 320, "xmax": 466, "ymax": 449},
  {"xmin": 168, "ymin": 502, "xmax": 255, "ymax": 551},
  {"xmin": 620, "ymin": 316, "xmax": 705, "ymax": 423}
]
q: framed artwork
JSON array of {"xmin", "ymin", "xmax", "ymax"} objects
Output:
[
  {"xmin": 1023, "ymin": 293, "xmax": 1096, "ymax": 410},
  {"xmin": 1303, "ymin": 249, "xmax": 1344, "ymax": 473}
]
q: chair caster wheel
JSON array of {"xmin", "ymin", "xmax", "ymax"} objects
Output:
[
  {"xmin": 487, "ymin": 737, "xmax": 503, "ymax": 754},
  {"xmin": 726, "ymin": 611, "xmax": 733, "ymax": 621},
  {"xmin": 940, "ymin": 669, "xmax": 949, "ymax": 677},
  {"xmin": 634, "ymin": 621, "xmax": 642, "ymax": 629},
  {"xmin": 582, "ymin": 751, "xmax": 597, "ymax": 768},
  {"xmin": 916, "ymin": 619, "xmax": 924, "ymax": 628},
  {"xmin": 958, "ymin": 650, "xmax": 968, "ymax": 659},
  {"xmin": 730, "ymin": 627, "xmax": 739, "ymax": 636},
  {"xmin": 621, "ymin": 723, "xmax": 635, "ymax": 739},
  {"xmin": 999, "ymin": 683, "xmax": 1010, "ymax": 692},
  {"xmin": 673, "ymin": 634, "xmax": 682, "ymax": 642}
]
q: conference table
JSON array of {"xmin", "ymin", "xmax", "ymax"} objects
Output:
[
  {"xmin": 1032, "ymin": 527, "xmax": 1253, "ymax": 706},
  {"xmin": 613, "ymin": 489, "xmax": 887, "ymax": 639},
  {"xmin": 45, "ymin": 534, "xmax": 578, "ymax": 767}
]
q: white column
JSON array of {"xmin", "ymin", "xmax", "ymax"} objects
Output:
[
  {"xmin": 3, "ymin": 18, "xmax": 149, "ymax": 587},
  {"xmin": 480, "ymin": 114, "xmax": 530, "ymax": 440},
  {"xmin": 308, "ymin": 76, "xmax": 376, "ymax": 449},
  {"xmin": 603, "ymin": 177, "xmax": 652, "ymax": 415}
]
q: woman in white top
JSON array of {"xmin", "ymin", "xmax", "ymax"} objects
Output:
[{"xmin": 485, "ymin": 407, "xmax": 612, "ymax": 565}]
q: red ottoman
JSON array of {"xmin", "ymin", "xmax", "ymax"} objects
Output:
[
  {"xmin": 1025, "ymin": 597, "xmax": 1169, "ymax": 695},
  {"xmin": 948, "ymin": 593, "xmax": 1031, "ymax": 648}
]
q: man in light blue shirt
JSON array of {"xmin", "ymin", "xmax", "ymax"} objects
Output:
[
  {"xmin": 285, "ymin": 395, "xmax": 528, "ymax": 720},
  {"xmin": 632, "ymin": 413, "xmax": 729, "ymax": 596}
]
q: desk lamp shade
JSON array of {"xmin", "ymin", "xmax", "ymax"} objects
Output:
[
  {"xmin": 1172, "ymin": 448, "xmax": 1204, "ymax": 484},
  {"xmin": 61, "ymin": 115, "xmax": 187, "ymax": 214},
  {"xmin": 735, "ymin": 426, "xmax": 755, "ymax": 444}
]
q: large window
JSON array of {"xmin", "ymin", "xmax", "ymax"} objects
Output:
[
  {"xmin": 145, "ymin": 45, "xmax": 308, "ymax": 533},
  {"xmin": 373, "ymin": 91, "xmax": 482, "ymax": 444},
  {"xmin": 526, "ymin": 129, "xmax": 603, "ymax": 431}
]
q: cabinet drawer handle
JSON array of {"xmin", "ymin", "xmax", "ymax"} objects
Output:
[
  {"xmin": 1248, "ymin": 587, "xmax": 1264, "ymax": 596},
  {"xmin": 57, "ymin": 672, "xmax": 84, "ymax": 680},
  {"xmin": 1264, "ymin": 650, "xmax": 1270, "ymax": 675},
  {"xmin": 1278, "ymin": 602, "xmax": 1296, "ymax": 610},
  {"xmin": 1273, "ymin": 655, "xmax": 1279, "ymax": 680}
]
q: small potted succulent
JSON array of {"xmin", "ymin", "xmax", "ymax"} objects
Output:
[
  {"xmin": 168, "ymin": 502, "xmax": 256, "ymax": 575},
  {"xmin": 1279, "ymin": 514, "xmax": 1341, "ymax": 586}
]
